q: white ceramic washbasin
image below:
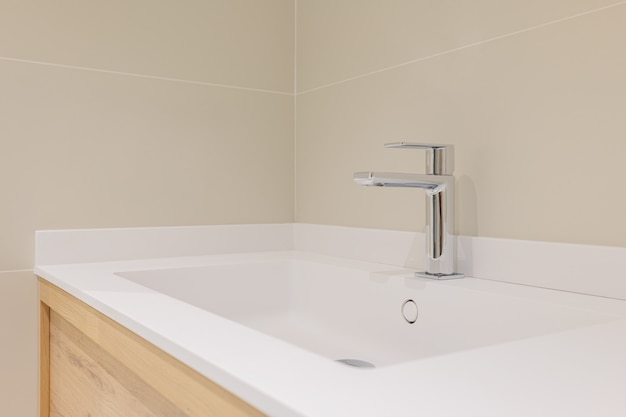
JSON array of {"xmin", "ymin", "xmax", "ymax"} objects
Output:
[{"xmin": 116, "ymin": 254, "xmax": 618, "ymax": 368}]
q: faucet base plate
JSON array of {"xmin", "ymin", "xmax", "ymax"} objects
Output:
[{"xmin": 415, "ymin": 271, "xmax": 465, "ymax": 280}]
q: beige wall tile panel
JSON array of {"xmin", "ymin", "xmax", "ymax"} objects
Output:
[
  {"xmin": 296, "ymin": 4, "xmax": 626, "ymax": 247},
  {"xmin": 0, "ymin": 271, "xmax": 38, "ymax": 417},
  {"xmin": 0, "ymin": 0, "xmax": 294, "ymax": 93},
  {"xmin": 1, "ymin": 60, "xmax": 294, "ymax": 270},
  {"xmin": 296, "ymin": 0, "xmax": 620, "ymax": 91}
]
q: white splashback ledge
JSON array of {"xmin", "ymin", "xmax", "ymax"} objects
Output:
[{"xmin": 35, "ymin": 224, "xmax": 294, "ymax": 265}]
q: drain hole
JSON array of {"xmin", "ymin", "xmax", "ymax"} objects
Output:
[{"xmin": 336, "ymin": 358, "xmax": 376, "ymax": 369}]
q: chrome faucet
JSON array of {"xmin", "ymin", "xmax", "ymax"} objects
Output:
[{"xmin": 354, "ymin": 142, "xmax": 463, "ymax": 279}]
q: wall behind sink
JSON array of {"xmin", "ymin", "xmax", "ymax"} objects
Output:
[
  {"xmin": 0, "ymin": 1, "xmax": 294, "ymax": 415},
  {"xmin": 296, "ymin": 0, "xmax": 626, "ymax": 247}
]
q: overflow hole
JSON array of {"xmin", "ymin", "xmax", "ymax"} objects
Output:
[{"xmin": 402, "ymin": 299, "xmax": 418, "ymax": 324}]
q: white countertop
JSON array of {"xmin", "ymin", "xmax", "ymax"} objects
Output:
[{"xmin": 36, "ymin": 250, "xmax": 626, "ymax": 417}]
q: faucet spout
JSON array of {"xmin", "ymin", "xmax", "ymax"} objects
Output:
[{"xmin": 353, "ymin": 172, "xmax": 447, "ymax": 194}]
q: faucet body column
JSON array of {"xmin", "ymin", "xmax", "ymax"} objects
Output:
[{"xmin": 423, "ymin": 178, "xmax": 458, "ymax": 277}]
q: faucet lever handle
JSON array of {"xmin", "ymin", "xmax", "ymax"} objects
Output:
[{"xmin": 384, "ymin": 142, "xmax": 454, "ymax": 175}]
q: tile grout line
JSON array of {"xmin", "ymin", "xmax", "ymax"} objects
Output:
[
  {"xmin": 0, "ymin": 56, "xmax": 294, "ymax": 96},
  {"xmin": 0, "ymin": 268, "xmax": 35, "ymax": 274},
  {"xmin": 296, "ymin": 0, "xmax": 626, "ymax": 96}
]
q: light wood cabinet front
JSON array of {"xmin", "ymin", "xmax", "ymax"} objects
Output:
[{"xmin": 39, "ymin": 279, "xmax": 267, "ymax": 417}]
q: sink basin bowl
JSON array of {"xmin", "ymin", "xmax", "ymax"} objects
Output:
[{"xmin": 117, "ymin": 255, "xmax": 617, "ymax": 367}]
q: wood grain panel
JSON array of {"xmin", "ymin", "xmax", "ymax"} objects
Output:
[
  {"xmin": 50, "ymin": 311, "xmax": 188, "ymax": 417},
  {"xmin": 40, "ymin": 301, "xmax": 50, "ymax": 417},
  {"xmin": 39, "ymin": 279, "xmax": 267, "ymax": 417}
]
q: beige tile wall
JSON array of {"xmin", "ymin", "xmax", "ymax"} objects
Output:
[
  {"xmin": 1, "ymin": 60, "xmax": 294, "ymax": 270},
  {"xmin": 296, "ymin": 0, "xmax": 619, "ymax": 92},
  {"xmin": 0, "ymin": 0, "xmax": 294, "ymax": 93},
  {"xmin": 0, "ymin": 271, "xmax": 38, "ymax": 417},
  {"xmin": 1, "ymin": 1, "xmax": 294, "ymax": 415},
  {"xmin": 296, "ymin": 0, "xmax": 626, "ymax": 247}
]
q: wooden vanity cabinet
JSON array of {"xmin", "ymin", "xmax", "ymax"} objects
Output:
[{"xmin": 39, "ymin": 279, "xmax": 267, "ymax": 417}]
